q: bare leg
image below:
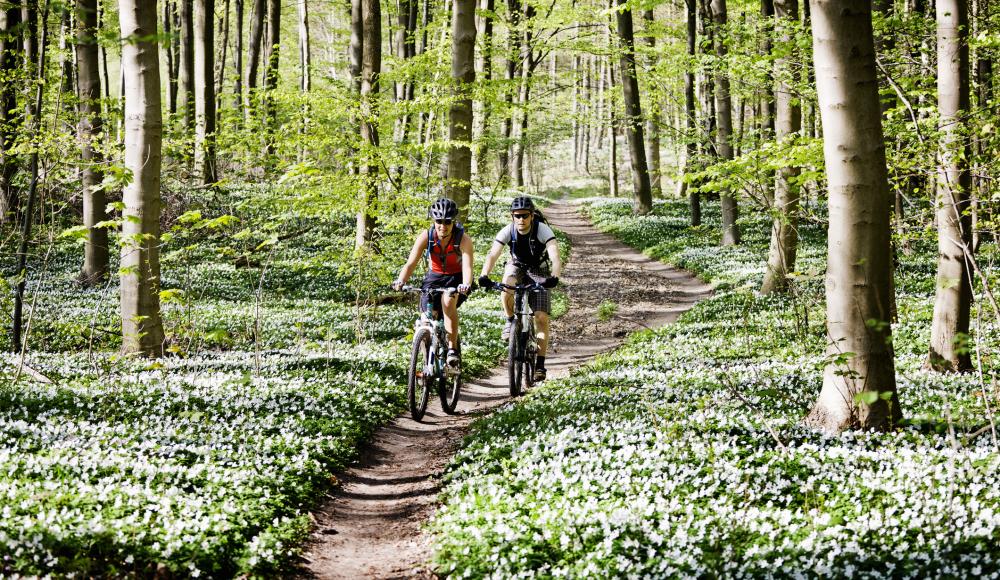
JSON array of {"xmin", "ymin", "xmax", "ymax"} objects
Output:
[
  {"xmin": 502, "ymin": 273, "xmax": 516, "ymax": 317},
  {"xmin": 535, "ymin": 310, "xmax": 550, "ymax": 356},
  {"xmin": 442, "ymin": 294, "xmax": 460, "ymax": 350}
]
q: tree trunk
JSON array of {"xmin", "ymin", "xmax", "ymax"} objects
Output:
[
  {"xmin": 355, "ymin": 0, "xmax": 381, "ymax": 248},
  {"xmin": 760, "ymin": 0, "xmax": 802, "ymax": 294},
  {"xmin": 11, "ymin": 0, "xmax": 48, "ymax": 353},
  {"xmin": 805, "ymin": 0, "xmax": 899, "ymax": 433},
  {"xmin": 446, "ymin": 0, "xmax": 476, "ymax": 219},
  {"xmin": 178, "ymin": 0, "xmax": 195, "ymax": 130},
  {"xmin": 511, "ymin": 2, "xmax": 533, "ymax": 188},
  {"xmin": 472, "ymin": 0, "xmax": 494, "ymax": 178},
  {"xmin": 194, "ymin": 0, "xmax": 217, "ymax": 184},
  {"xmin": 245, "ymin": 0, "xmax": 266, "ymax": 116},
  {"xmin": 59, "ymin": 6, "xmax": 75, "ymax": 97},
  {"xmin": 928, "ymin": 0, "xmax": 973, "ymax": 372},
  {"xmin": 0, "ymin": 5, "xmax": 22, "ymax": 225},
  {"xmin": 263, "ymin": 0, "xmax": 280, "ymax": 157},
  {"xmin": 498, "ymin": 0, "xmax": 520, "ymax": 182},
  {"xmin": 617, "ymin": 0, "xmax": 652, "ymax": 215},
  {"xmin": 607, "ymin": 57, "xmax": 617, "ymax": 197},
  {"xmin": 22, "ymin": 0, "xmax": 37, "ymax": 77},
  {"xmin": 233, "ymin": 0, "xmax": 244, "ymax": 110},
  {"xmin": 298, "ymin": 0, "xmax": 311, "ymax": 93},
  {"xmin": 711, "ymin": 0, "xmax": 739, "ymax": 246},
  {"xmin": 642, "ymin": 9, "xmax": 661, "ymax": 197},
  {"xmin": 684, "ymin": 0, "xmax": 700, "ymax": 225},
  {"xmin": 119, "ymin": 0, "xmax": 166, "ymax": 356},
  {"xmin": 759, "ymin": 0, "xmax": 775, "ymax": 143},
  {"xmin": 77, "ymin": 0, "xmax": 108, "ymax": 285},
  {"xmin": 164, "ymin": 0, "xmax": 178, "ymax": 114}
]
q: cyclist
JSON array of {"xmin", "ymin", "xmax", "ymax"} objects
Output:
[
  {"xmin": 393, "ymin": 198, "xmax": 473, "ymax": 370},
  {"xmin": 478, "ymin": 196, "xmax": 562, "ymax": 382}
]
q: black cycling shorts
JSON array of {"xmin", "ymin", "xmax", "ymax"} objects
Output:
[{"xmin": 420, "ymin": 272, "xmax": 467, "ymax": 314}]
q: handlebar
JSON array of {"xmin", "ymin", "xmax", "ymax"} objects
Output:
[
  {"xmin": 484, "ymin": 281, "xmax": 543, "ymax": 292},
  {"xmin": 398, "ymin": 285, "xmax": 464, "ymax": 295}
]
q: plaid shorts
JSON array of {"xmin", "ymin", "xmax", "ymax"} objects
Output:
[{"xmin": 503, "ymin": 262, "xmax": 551, "ymax": 314}]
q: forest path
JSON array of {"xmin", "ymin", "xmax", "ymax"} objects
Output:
[{"xmin": 301, "ymin": 200, "xmax": 713, "ymax": 578}]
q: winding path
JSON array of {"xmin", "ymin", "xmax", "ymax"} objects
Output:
[{"xmin": 301, "ymin": 200, "xmax": 712, "ymax": 578}]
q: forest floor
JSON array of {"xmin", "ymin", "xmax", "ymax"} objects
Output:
[{"xmin": 300, "ymin": 199, "xmax": 713, "ymax": 578}]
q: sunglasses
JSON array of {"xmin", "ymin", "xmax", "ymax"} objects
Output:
[
  {"xmin": 512, "ymin": 213, "xmax": 532, "ymax": 220},
  {"xmin": 435, "ymin": 218, "xmax": 453, "ymax": 225}
]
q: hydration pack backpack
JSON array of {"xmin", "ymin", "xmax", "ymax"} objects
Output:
[{"xmin": 508, "ymin": 210, "xmax": 550, "ymax": 268}]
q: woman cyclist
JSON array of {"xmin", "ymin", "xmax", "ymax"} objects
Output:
[{"xmin": 393, "ymin": 198, "xmax": 473, "ymax": 370}]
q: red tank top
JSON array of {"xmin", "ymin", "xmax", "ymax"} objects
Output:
[{"xmin": 427, "ymin": 226, "xmax": 464, "ymax": 275}]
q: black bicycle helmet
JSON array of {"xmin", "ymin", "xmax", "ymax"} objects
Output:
[
  {"xmin": 510, "ymin": 196, "xmax": 535, "ymax": 212},
  {"xmin": 429, "ymin": 198, "xmax": 459, "ymax": 220}
]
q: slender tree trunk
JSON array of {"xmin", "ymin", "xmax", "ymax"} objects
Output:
[
  {"xmin": 711, "ymin": 0, "xmax": 739, "ymax": 245},
  {"xmin": 233, "ymin": 0, "xmax": 244, "ymax": 110},
  {"xmin": 164, "ymin": 0, "xmax": 178, "ymax": 114},
  {"xmin": 684, "ymin": 0, "xmax": 700, "ymax": 225},
  {"xmin": 59, "ymin": 6, "xmax": 75, "ymax": 97},
  {"xmin": 498, "ymin": 0, "xmax": 520, "ymax": 182},
  {"xmin": 608, "ymin": 59, "xmax": 618, "ymax": 197},
  {"xmin": 805, "ymin": 0, "xmax": 899, "ymax": 433},
  {"xmin": 11, "ymin": 0, "xmax": 48, "ymax": 353},
  {"xmin": 0, "ymin": 5, "xmax": 22, "ymax": 225},
  {"xmin": 583, "ymin": 53, "xmax": 592, "ymax": 172},
  {"xmin": 299, "ymin": 0, "xmax": 311, "ymax": 93},
  {"xmin": 22, "ymin": 0, "xmax": 38, "ymax": 77},
  {"xmin": 473, "ymin": 0, "xmax": 494, "ymax": 178},
  {"xmin": 194, "ymin": 0, "xmax": 217, "ymax": 184},
  {"xmin": 263, "ymin": 0, "xmax": 281, "ymax": 157},
  {"xmin": 928, "ymin": 0, "xmax": 973, "ymax": 372},
  {"xmin": 642, "ymin": 9, "xmax": 661, "ymax": 196},
  {"xmin": 759, "ymin": 0, "xmax": 775, "ymax": 143},
  {"xmin": 447, "ymin": 0, "xmax": 477, "ymax": 218},
  {"xmin": 217, "ymin": 0, "xmax": 230, "ymax": 106},
  {"xmin": 355, "ymin": 0, "xmax": 381, "ymax": 247},
  {"xmin": 178, "ymin": 0, "xmax": 195, "ymax": 130},
  {"xmin": 760, "ymin": 0, "xmax": 802, "ymax": 294},
  {"xmin": 511, "ymin": 2, "xmax": 533, "ymax": 188},
  {"xmin": 617, "ymin": 0, "xmax": 652, "ymax": 214},
  {"xmin": 245, "ymin": 0, "xmax": 266, "ymax": 116},
  {"xmin": 119, "ymin": 0, "xmax": 166, "ymax": 356},
  {"xmin": 77, "ymin": 0, "xmax": 108, "ymax": 285}
]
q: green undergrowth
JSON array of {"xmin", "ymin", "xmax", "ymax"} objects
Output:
[
  {"xmin": 0, "ymin": 184, "xmax": 553, "ymax": 575},
  {"xmin": 430, "ymin": 198, "xmax": 1000, "ymax": 578}
]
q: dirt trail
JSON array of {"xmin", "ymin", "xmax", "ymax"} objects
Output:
[{"xmin": 301, "ymin": 201, "xmax": 713, "ymax": 578}]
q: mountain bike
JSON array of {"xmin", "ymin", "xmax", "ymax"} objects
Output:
[
  {"xmin": 486, "ymin": 279, "xmax": 542, "ymax": 396},
  {"xmin": 399, "ymin": 285, "xmax": 463, "ymax": 420}
]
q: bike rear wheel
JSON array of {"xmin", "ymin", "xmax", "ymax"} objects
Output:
[
  {"xmin": 507, "ymin": 320, "xmax": 522, "ymax": 396},
  {"xmin": 523, "ymin": 322, "xmax": 536, "ymax": 390},
  {"xmin": 439, "ymin": 338, "xmax": 461, "ymax": 414},
  {"xmin": 408, "ymin": 328, "xmax": 433, "ymax": 421}
]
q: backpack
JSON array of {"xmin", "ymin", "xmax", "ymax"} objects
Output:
[
  {"xmin": 425, "ymin": 224, "xmax": 465, "ymax": 275},
  {"xmin": 508, "ymin": 210, "xmax": 550, "ymax": 268}
]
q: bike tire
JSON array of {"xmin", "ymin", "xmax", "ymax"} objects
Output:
[
  {"xmin": 408, "ymin": 328, "xmax": 433, "ymax": 421},
  {"xmin": 508, "ymin": 320, "xmax": 522, "ymax": 396},
  {"xmin": 439, "ymin": 339, "xmax": 462, "ymax": 414},
  {"xmin": 524, "ymin": 330, "xmax": 536, "ymax": 390}
]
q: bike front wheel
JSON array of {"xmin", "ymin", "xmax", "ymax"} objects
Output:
[
  {"xmin": 439, "ymin": 339, "xmax": 461, "ymax": 414},
  {"xmin": 408, "ymin": 328, "xmax": 433, "ymax": 421},
  {"xmin": 508, "ymin": 321, "xmax": 523, "ymax": 396}
]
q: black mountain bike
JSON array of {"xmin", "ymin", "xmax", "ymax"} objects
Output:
[
  {"xmin": 487, "ymin": 279, "xmax": 542, "ymax": 396},
  {"xmin": 399, "ymin": 285, "xmax": 462, "ymax": 420}
]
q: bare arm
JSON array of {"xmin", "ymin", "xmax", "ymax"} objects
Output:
[
  {"xmin": 460, "ymin": 233, "xmax": 474, "ymax": 288},
  {"xmin": 480, "ymin": 240, "xmax": 506, "ymax": 278},
  {"xmin": 546, "ymin": 239, "xmax": 562, "ymax": 278},
  {"xmin": 396, "ymin": 231, "xmax": 429, "ymax": 284}
]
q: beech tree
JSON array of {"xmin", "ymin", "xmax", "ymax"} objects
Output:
[
  {"xmin": 119, "ymin": 0, "xmax": 166, "ymax": 356},
  {"xmin": 711, "ymin": 0, "xmax": 739, "ymax": 245},
  {"xmin": 446, "ymin": 0, "xmax": 477, "ymax": 220},
  {"xmin": 760, "ymin": 0, "xmax": 801, "ymax": 294},
  {"xmin": 178, "ymin": 0, "xmax": 194, "ymax": 129},
  {"xmin": 355, "ymin": 0, "xmax": 381, "ymax": 248},
  {"xmin": 194, "ymin": 0, "xmax": 217, "ymax": 184},
  {"xmin": 0, "ymin": 4, "xmax": 21, "ymax": 225},
  {"xmin": 615, "ymin": 0, "xmax": 652, "ymax": 215},
  {"xmin": 77, "ymin": 0, "xmax": 109, "ymax": 284},
  {"xmin": 805, "ymin": 0, "xmax": 899, "ymax": 433},
  {"xmin": 928, "ymin": 0, "xmax": 973, "ymax": 372}
]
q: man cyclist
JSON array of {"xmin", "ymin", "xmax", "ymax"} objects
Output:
[
  {"xmin": 393, "ymin": 198, "xmax": 473, "ymax": 370},
  {"xmin": 478, "ymin": 196, "xmax": 562, "ymax": 382}
]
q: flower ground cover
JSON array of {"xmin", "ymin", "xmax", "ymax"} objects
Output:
[
  {"xmin": 0, "ymin": 187, "xmax": 540, "ymax": 575},
  {"xmin": 430, "ymin": 199, "xmax": 1000, "ymax": 578}
]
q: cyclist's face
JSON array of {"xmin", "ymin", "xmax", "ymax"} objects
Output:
[
  {"xmin": 434, "ymin": 219, "xmax": 454, "ymax": 237},
  {"xmin": 512, "ymin": 212, "xmax": 532, "ymax": 233}
]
